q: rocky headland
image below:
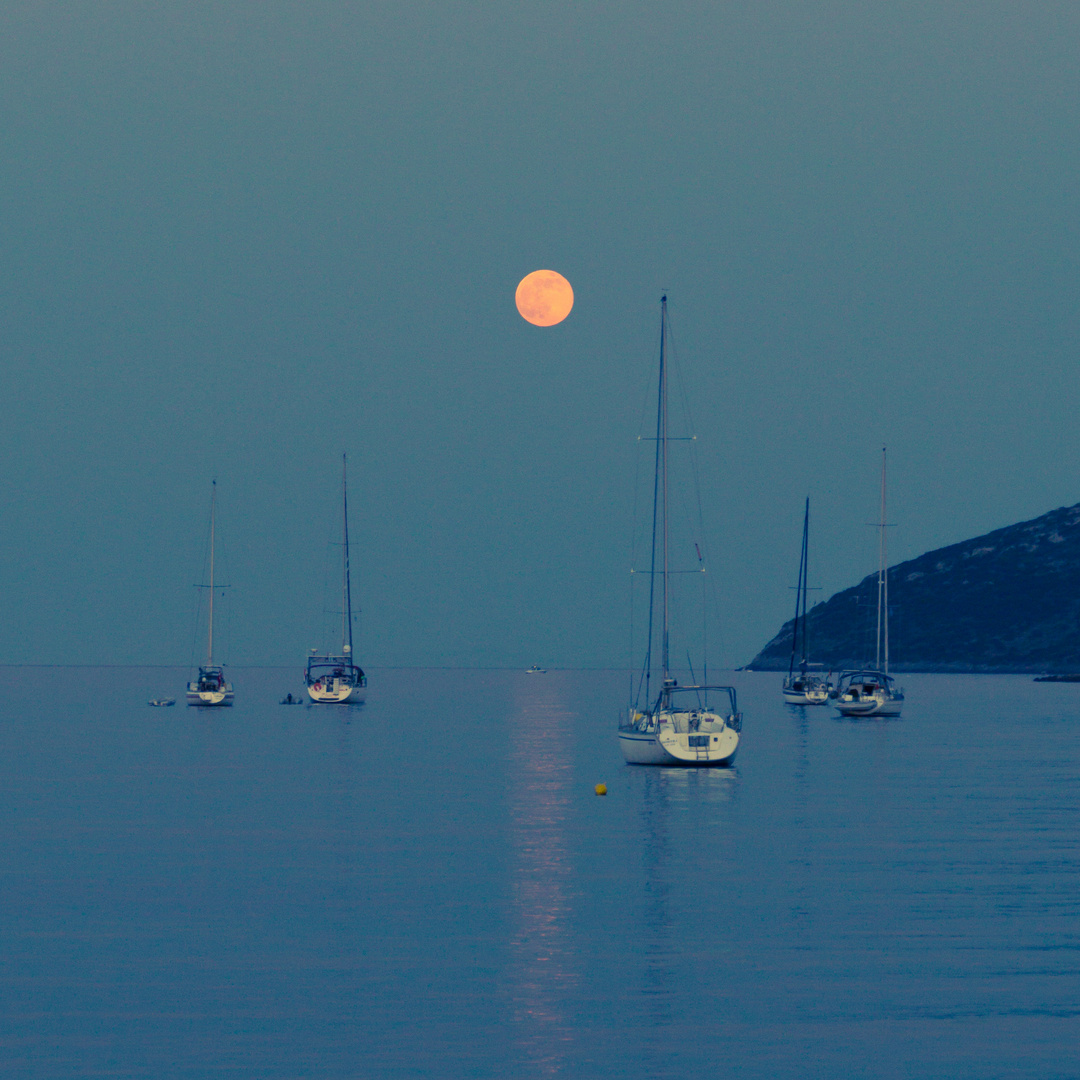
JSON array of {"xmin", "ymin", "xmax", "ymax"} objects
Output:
[{"xmin": 749, "ymin": 502, "xmax": 1080, "ymax": 674}]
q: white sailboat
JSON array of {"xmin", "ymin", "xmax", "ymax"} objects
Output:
[
  {"xmin": 618, "ymin": 296, "xmax": 741, "ymax": 766},
  {"xmin": 305, "ymin": 455, "xmax": 366, "ymax": 704},
  {"xmin": 833, "ymin": 448, "xmax": 904, "ymax": 718},
  {"xmin": 782, "ymin": 497, "xmax": 832, "ymax": 705},
  {"xmin": 186, "ymin": 481, "xmax": 235, "ymax": 707}
]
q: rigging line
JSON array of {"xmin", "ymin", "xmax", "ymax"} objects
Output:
[
  {"xmin": 802, "ymin": 500, "xmax": 811, "ymax": 668},
  {"xmin": 665, "ymin": 304, "xmax": 708, "ymax": 551},
  {"xmin": 189, "ymin": 485, "xmax": 215, "ymax": 675},
  {"xmin": 629, "ymin": 304, "xmax": 663, "ymax": 707},
  {"xmin": 188, "ymin": 584, "xmax": 203, "ymax": 676},
  {"xmin": 208, "ymin": 482, "xmax": 215, "ymax": 666},
  {"xmin": 697, "ymin": 541, "xmax": 707, "ymax": 691},
  {"xmin": 661, "ymin": 297, "xmax": 670, "ymax": 686},
  {"xmin": 881, "ymin": 446, "xmax": 889, "ymax": 676},
  {"xmin": 686, "ymin": 652, "xmax": 704, "ymax": 709},
  {"xmin": 313, "ymin": 504, "xmax": 337, "ymax": 655},
  {"xmin": 343, "ymin": 453, "xmax": 353, "ymax": 657},
  {"xmin": 207, "ymin": 483, "xmax": 234, "ymax": 668},
  {"xmin": 629, "ymin": 391, "xmax": 645, "ymax": 710},
  {"xmin": 789, "ymin": 497, "xmax": 809, "ymax": 679},
  {"xmin": 628, "ymin": 562, "xmax": 635, "ymax": 711},
  {"xmin": 638, "ymin": 297, "xmax": 666, "ymax": 710},
  {"xmin": 666, "ymin": 302, "xmax": 714, "ymax": 689},
  {"xmin": 654, "ymin": 308, "xmax": 706, "ymax": 558},
  {"xmin": 667, "ymin": 304, "xmax": 715, "ymax": 687},
  {"xmin": 217, "ymin": 586, "xmax": 230, "ymax": 668}
]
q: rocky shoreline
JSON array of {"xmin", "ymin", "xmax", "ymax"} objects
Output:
[{"xmin": 749, "ymin": 502, "xmax": 1080, "ymax": 675}]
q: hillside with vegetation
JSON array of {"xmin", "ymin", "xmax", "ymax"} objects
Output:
[{"xmin": 749, "ymin": 502, "xmax": 1080, "ymax": 674}]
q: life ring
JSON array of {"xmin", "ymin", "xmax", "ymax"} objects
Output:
[{"xmin": 314, "ymin": 682, "xmax": 322, "ymax": 691}]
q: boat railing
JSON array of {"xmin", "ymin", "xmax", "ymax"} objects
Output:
[
  {"xmin": 306, "ymin": 658, "xmax": 365, "ymax": 678},
  {"xmin": 834, "ymin": 669, "xmax": 904, "ymax": 700},
  {"xmin": 661, "ymin": 683, "xmax": 738, "ymax": 714},
  {"xmin": 623, "ymin": 685, "xmax": 742, "ymax": 732}
]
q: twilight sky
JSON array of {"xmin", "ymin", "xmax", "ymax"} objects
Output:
[{"xmin": 1, "ymin": 1, "xmax": 1079, "ymax": 668}]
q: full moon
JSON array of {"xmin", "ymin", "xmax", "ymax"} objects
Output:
[{"xmin": 515, "ymin": 270, "xmax": 574, "ymax": 326}]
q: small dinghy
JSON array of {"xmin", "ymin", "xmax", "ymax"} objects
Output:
[{"xmin": 148, "ymin": 699, "xmax": 176, "ymax": 707}]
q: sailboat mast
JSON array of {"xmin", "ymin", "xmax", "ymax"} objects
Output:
[
  {"xmin": 342, "ymin": 454, "xmax": 354, "ymax": 658},
  {"xmin": 641, "ymin": 299, "xmax": 665, "ymax": 706},
  {"xmin": 800, "ymin": 498, "xmax": 810, "ymax": 667},
  {"xmin": 661, "ymin": 297, "xmax": 670, "ymax": 683},
  {"xmin": 876, "ymin": 448, "xmax": 886, "ymax": 672},
  {"xmin": 881, "ymin": 447, "xmax": 889, "ymax": 676},
  {"xmin": 208, "ymin": 480, "xmax": 215, "ymax": 668},
  {"xmin": 789, "ymin": 497, "xmax": 809, "ymax": 678}
]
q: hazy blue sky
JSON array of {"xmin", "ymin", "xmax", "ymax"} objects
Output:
[{"xmin": 2, "ymin": 2, "xmax": 1078, "ymax": 668}]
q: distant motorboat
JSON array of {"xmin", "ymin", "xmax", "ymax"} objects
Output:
[
  {"xmin": 148, "ymin": 699, "xmax": 175, "ymax": 707},
  {"xmin": 305, "ymin": 455, "xmax": 366, "ymax": 704},
  {"xmin": 186, "ymin": 481, "xmax": 235, "ymax": 707},
  {"xmin": 782, "ymin": 498, "xmax": 832, "ymax": 705},
  {"xmin": 833, "ymin": 450, "xmax": 904, "ymax": 718},
  {"xmin": 525, "ymin": 664, "xmax": 547, "ymax": 674}
]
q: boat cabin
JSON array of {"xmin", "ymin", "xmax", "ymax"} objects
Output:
[
  {"xmin": 194, "ymin": 666, "xmax": 226, "ymax": 692},
  {"xmin": 305, "ymin": 654, "xmax": 366, "ymax": 690},
  {"xmin": 834, "ymin": 670, "xmax": 896, "ymax": 699},
  {"xmin": 623, "ymin": 685, "xmax": 741, "ymax": 733}
]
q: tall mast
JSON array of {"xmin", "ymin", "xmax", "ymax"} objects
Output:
[
  {"xmin": 876, "ymin": 448, "xmax": 887, "ymax": 672},
  {"xmin": 342, "ymin": 454, "xmax": 353, "ymax": 658},
  {"xmin": 660, "ymin": 296, "xmax": 670, "ymax": 685},
  {"xmin": 881, "ymin": 447, "xmax": 889, "ymax": 675},
  {"xmin": 208, "ymin": 480, "xmax": 216, "ymax": 668},
  {"xmin": 801, "ymin": 498, "xmax": 810, "ymax": 668},
  {"xmin": 642, "ymin": 298, "xmax": 665, "ymax": 707},
  {"xmin": 790, "ymin": 496, "xmax": 807, "ymax": 673}
]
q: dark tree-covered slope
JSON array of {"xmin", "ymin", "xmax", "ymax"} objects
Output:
[{"xmin": 749, "ymin": 503, "xmax": 1080, "ymax": 673}]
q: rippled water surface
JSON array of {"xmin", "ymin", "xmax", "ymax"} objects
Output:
[{"xmin": 2, "ymin": 667, "xmax": 1078, "ymax": 1078}]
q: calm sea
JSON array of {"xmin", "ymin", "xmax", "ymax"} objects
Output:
[{"xmin": 1, "ymin": 667, "xmax": 1078, "ymax": 1078}]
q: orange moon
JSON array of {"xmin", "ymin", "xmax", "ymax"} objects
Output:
[{"xmin": 515, "ymin": 270, "xmax": 574, "ymax": 326}]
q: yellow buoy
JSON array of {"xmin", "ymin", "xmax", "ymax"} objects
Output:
[{"xmin": 595, "ymin": 783, "xmax": 607, "ymax": 796}]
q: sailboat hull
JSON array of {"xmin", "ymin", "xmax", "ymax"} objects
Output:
[
  {"xmin": 306, "ymin": 682, "xmax": 365, "ymax": 704},
  {"xmin": 186, "ymin": 687, "xmax": 234, "ymax": 707},
  {"xmin": 619, "ymin": 731, "xmax": 675, "ymax": 764},
  {"xmin": 619, "ymin": 730, "xmax": 738, "ymax": 766},
  {"xmin": 619, "ymin": 710, "xmax": 739, "ymax": 766},
  {"xmin": 782, "ymin": 688, "xmax": 829, "ymax": 706},
  {"xmin": 835, "ymin": 698, "xmax": 903, "ymax": 718}
]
